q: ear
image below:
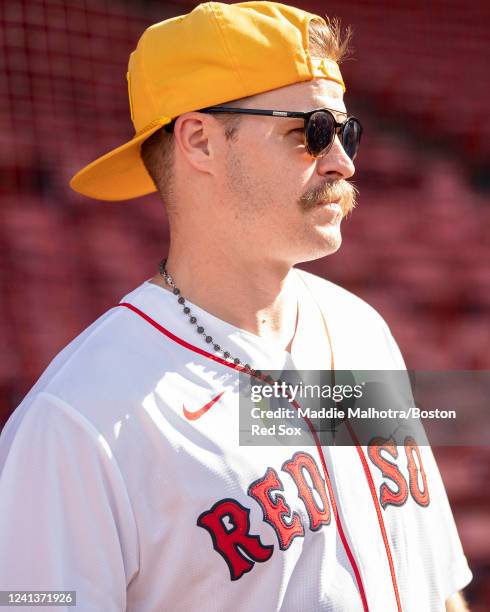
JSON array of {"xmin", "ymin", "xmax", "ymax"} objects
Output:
[{"xmin": 172, "ymin": 112, "xmax": 221, "ymax": 175}]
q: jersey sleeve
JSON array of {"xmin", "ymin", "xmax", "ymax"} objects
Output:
[
  {"xmin": 379, "ymin": 319, "xmax": 407, "ymax": 371},
  {"xmin": 372, "ymin": 317, "xmax": 473, "ymax": 596},
  {"xmin": 421, "ymin": 444, "xmax": 473, "ymax": 597},
  {"xmin": 0, "ymin": 392, "xmax": 139, "ymax": 612}
]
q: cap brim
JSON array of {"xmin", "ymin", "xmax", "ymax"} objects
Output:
[{"xmin": 70, "ymin": 119, "xmax": 171, "ymax": 201}]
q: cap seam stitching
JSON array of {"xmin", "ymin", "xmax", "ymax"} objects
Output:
[
  {"xmin": 304, "ymin": 15, "xmax": 316, "ymax": 77},
  {"xmin": 140, "ymin": 30, "xmax": 157, "ymax": 116},
  {"xmin": 208, "ymin": 2, "xmax": 247, "ymax": 99}
]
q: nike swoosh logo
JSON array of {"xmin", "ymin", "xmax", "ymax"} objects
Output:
[{"xmin": 183, "ymin": 391, "xmax": 225, "ymax": 421}]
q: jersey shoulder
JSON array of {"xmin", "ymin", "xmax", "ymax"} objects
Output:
[
  {"xmin": 296, "ymin": 268, "xmax": 390, "ymax": 328},
  {"xmin": 11, "ymin": 282, "xmax": 170, "ymax": 434},
  {"xmin": 295, "ymin": 269, "xmax": 406, "ymax": 370}
]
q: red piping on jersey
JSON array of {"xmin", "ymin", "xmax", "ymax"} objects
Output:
[
  {"xmin": 118, "ymin": 301, "xmax": 369, "ymax": 611},
  {"xmin": 288, "ymin": 398, "xmax": 369, "ymax": 612},
  {"xmin": 346, "ymin": 423, "xmax": 403, "ymax": 612},
  {"xmin": 297, "ymin": 274, "xmax": 403, "ymax": 612}
]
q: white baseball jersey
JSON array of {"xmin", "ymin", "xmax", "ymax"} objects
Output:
[{"xmin": 0, "ymin": 269, "xmax": 471, "ymax": 611}]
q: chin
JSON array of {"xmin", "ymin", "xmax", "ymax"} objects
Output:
[
  {"xmin": 316, "ymin": 225, "xmax": 343, "ymax": 255},
  {"xmin": 294, "ymin": 232, "xmax": 343, "ymax": 264}
]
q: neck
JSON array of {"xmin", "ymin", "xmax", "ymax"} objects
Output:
[{"xmin": 149, "ymin": 244, "xmax": 299, "ymax": 351}]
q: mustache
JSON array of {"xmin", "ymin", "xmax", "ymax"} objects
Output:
[{"xmin": 299, "ymin": 180, "xmax": 359, "ymax": 216}]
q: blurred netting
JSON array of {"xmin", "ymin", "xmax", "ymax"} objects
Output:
[
  {"xmin": 0, "ymin": 0, "xmax": 174, "ymax": 408},
  {"xmin": 303, "ymin": 0, "xmax": 490, "ymax": 376},
  {"xmin": 0, "ymin": 0, "xmax": 489, "ymax": 607}
]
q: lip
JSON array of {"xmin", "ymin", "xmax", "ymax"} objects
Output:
[{"xmin": 316, "ymin": 200, "xmax": 343, "ymax": 222}]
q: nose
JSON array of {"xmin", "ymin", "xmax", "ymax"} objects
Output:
[{"xmin": 315, "ymin": 135, "xmax": 356, "ymax": 180}]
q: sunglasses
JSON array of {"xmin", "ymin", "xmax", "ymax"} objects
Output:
[{"xmin": 165, "ymin": 106, "xmax": 362, "ymax": 160}]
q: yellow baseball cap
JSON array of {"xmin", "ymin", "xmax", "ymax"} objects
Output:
[{"xmin": 70, "ymin": 1, "xmax": 346, "ymax": 201}]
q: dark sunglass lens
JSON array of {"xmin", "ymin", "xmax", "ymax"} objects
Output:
[
  {"xmin": 342, "ymin": 118, "xmax": 362, "ymax": 160},
  {"xmin": 305, "ymin": 111, "xmax": 335, "ymax": 156}
]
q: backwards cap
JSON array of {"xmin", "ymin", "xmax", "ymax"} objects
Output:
[{"xmin": 70, "ymin": 1, "xmax": 346, "ymax": 201}]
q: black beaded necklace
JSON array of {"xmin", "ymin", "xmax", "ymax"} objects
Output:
[
  {"xmin": 159, "ymin": 258, "xmax": 340, "ymax": 440},
  {"xmin": 159, "ymin": 258, "xmax": 275, "ymax": 383}
]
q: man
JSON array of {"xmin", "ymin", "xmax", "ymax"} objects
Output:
[{"xmin": 0, "ymin": 2, "xmax": 471, "ymax": 610}]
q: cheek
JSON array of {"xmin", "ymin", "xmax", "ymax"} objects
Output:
[
  {"xmin": 254, "ymin": 143, "xmax": 304, "ymax": 187},
  {"xmin": 227, "ymin": 135, "xmax": 312, "ymax": 214}
]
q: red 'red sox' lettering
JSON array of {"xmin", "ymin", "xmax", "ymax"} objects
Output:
[
  {"xmin": 368, "ymin": 436, "xmax": 409, "ymax": 508},
  {"xmin": 196, "ymin": 498, "xmax": 273, "ymax": 580},
  {"xmin": 198, "ymin": 445, "xmax": 429, "ymax": 580},
  {"xmin": 198, "ymin": 451, "xmax": 331, "ymax": 579},
  {"xmin": 248, "ymin": 467, "xmax": 304, "ymax": 550},
  {"xmin": 282, "ymin": 451, "xmax": 331, "ymax": 531},
  {"xmin": 404, "ymin": 436, "xmax": 430, "ymax": 506},
  {"xmin": 368, "ymin": 436, "xmax": 430, "ymax": 509}
]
